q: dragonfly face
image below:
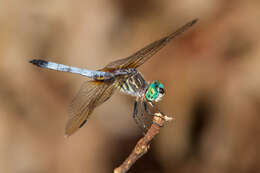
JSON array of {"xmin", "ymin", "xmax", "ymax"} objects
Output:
[
  {"xmin": 145, "ymin": 81, "xmax": 165, "ymax": 102},
  {"xmin": 30, "ymin": 19, "xmax": 198, "ymax": 136}
]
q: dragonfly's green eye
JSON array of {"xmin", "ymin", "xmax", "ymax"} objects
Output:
[{"xmin": 145, "ymin": 81, "xmax": 165, "ymax": 102}]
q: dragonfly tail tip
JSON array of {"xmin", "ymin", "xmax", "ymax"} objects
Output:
[
  {"xmin": 29, "ymin": 59, "xmax": 48, "ymax": 67},
  {"xmin": 191, "ymin": 18, "xmax": 199, "ymax": 26}
]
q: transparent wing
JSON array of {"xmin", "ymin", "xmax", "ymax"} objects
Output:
[
  {"xmin": 103, "ymin": 19, "xmax": 198, "ymax": 71},
  {"xmin": 133, "ymin": 101, "xmax": 154, "ymax": 134},
  {"xmin": 134, "ymin": 101, "xmax": 168, "ymax": 134},
  {"xmin": 65, "ymin": 80, "xmax": 116, "ymax": 136}
]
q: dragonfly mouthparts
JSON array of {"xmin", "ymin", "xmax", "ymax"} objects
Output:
[{"xmin": 29, "ymin": 59, "xmax": 48, "ymax": 68}]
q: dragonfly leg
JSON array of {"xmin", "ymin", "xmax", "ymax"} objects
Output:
[
  {"xmin": 144, "ymin": 102, "xmax": 164, "ymax": 127},
  {"xmin": 149, "ymin": 102, "xmax": 174, "ymax": 120},
  {"xmin": 143, "ymin": 102, "xmax": 153, "ymax": 115},
  {"xmin": 133, "ymin": 100, "xmax": 138, "ymax": 118},
  {"xmin": 140, "ymin": 101, "xmax": 145, "ymax": 117},
  {"xmin": 148, "ymin": 102, "xmax": 164, "ymax": 116}
]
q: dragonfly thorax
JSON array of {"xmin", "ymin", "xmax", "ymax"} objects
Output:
[
  {"xmin": 145, "ymin": 81, "xmax": 165, "ymax": 102},
  {"xmin": 119, "ymin": 71, "xmax": 148, "ymax": 98}
]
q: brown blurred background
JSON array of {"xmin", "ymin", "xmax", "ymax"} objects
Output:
[{"xmin": 0, "ymin": 0, "xmax": 260, "ymax": 172}]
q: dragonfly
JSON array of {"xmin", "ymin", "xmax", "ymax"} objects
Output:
[{"xmin": 30, "ymin": 19, "xmax": 198, "ymax": 137}]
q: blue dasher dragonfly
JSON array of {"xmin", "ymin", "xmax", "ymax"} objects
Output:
[{"xmin": 30, "ymin": 19, "xmax": 197, "ymax": 137}]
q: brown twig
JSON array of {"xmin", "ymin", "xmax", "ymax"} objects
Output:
[{"xmin": 114, "ymin": 113, "xmax": 173, "ymax": 173}]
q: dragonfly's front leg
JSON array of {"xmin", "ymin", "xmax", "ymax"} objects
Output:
[
  {"xmin": 144, "ymin": 102, "xmax": 173, "ymax": 123},
  {"xmin": 133, "ymin": 100, "xmax": 138, "ymax": 120},
  {"xmin": 142, "ymin": 102, "xmax": 163, "ymax": 127},
  {"xmin": 143, "ymin": 101, "xmax": 153, "ymax": 115},
  {"xmin": 133, "ymin": 100, "xmax": 142, "ymax": 131}
]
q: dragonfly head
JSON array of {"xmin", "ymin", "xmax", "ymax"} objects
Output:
[{"xmin": 145, "ymin": 81, "xmax": 165, "ymax": 102}]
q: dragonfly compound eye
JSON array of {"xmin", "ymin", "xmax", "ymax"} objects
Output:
[
  {"xmin": 159, "ymin": 87, "xmax": 165, "ymax": 94},
  {"xmin": 145, "ymin": 81, "xmax": 165, "ymax": 102}
]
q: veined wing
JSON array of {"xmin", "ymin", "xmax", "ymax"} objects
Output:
[
  {"xmin": 133, "ymin": 101, "xmax": 153, "ymax": 134},
  {"xmin": 134, "ymin": 100, "xmax": 168, "ymax": 134},
  {"xmin": 103, "ymin": 19, "xmax": 198, "ymax": 71},
  {"xmin": 65, "ymin": 80, "xmax": 116, "ymax": 136}
]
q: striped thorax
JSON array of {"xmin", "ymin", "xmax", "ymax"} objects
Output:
[
  {"xmin": 118, "ymin": 69, "xmax": 165, "ymax": 102},
  {"xmin": 119, "ymin": 71, "xmax": 148, "ymax": 98}
]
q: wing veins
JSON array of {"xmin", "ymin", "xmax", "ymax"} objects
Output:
[
  {"xmin": 66, "ymin": 81, "xmax": 115, "ymax": 136},
  {"xmin": 103, "ymin": 19, "xmax": 198, "ymax": 70}
]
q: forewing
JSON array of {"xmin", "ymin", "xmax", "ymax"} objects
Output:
[
  {"xmin": 65, "ymin": 80, "xmax": 116, "ymax": 136},
  {"xmin": 103, "ymin": 19, "xmax": 197, "ymax": 71}
]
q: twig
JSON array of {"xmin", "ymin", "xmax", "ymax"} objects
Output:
[{"xmin": 114, "ymin": 113, "xmax": 174, "ymax": 173}]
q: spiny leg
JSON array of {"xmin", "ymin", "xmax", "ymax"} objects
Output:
[
  {"xmin": 133, "ymin": 100, "xmax": 138, "ymax": 120},
  {"xmin": 140, "ymin": 101, "xmax": 145, "ymax": 117},
  {"xmin": 143, "ymin": 102, "xmax": 153, "ymax": 115},
  {"xmin": 148, "ymin": 102, "xmax": 164, "ymax": 115},
  {"xmin": 143, "ymin": 102, "xmax": 164, "ymax": 127},
  {"xmin": 132, "ymin": 100, "xmax": 143, "ymax": 133},
  {"xmin": 148, "ymin": 102, "xmax": 174, "ymax": 122}
]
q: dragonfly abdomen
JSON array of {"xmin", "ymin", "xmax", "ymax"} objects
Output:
[{"xmin": 30, "ymin": 59, "xmax": 113, "ymax": 80}]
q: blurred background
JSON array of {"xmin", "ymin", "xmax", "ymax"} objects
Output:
[{"xmin": 0, "ymin": 0, "xmax": 260, "ymax": 172}]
